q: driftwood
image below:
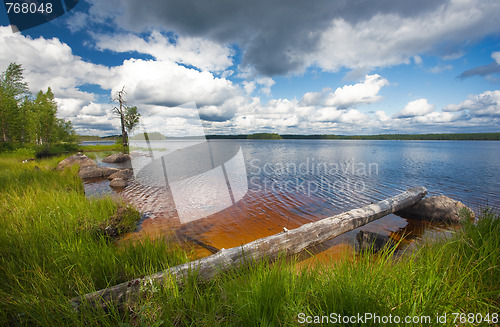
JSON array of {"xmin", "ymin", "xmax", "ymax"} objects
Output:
[{"xmin": 71, "ymin": 186, "xmax": 427, "ymax": 310}]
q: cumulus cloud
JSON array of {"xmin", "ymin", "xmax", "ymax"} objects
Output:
[
  {"xmin": 299, "ymin": 75, "xmax": 388, "ymax": 109},
  {"xmin": 0, "ymin": 27, "xmax": 245, "ymax": 133},
  {"xmin": 324, "ymin": 74, "xmax": 388, "ymax": 108},
  {"xmin": 394, "ymin": 99, "xmax": 435, "ymax": 118},
  {"xmin": 107, "ymin": 58, "xmax": 240, "ymax": 109},
  {"xmin": 443, "ymin": 90, "xmax": 500, "ymax": 117},
  {"xmin": 300, "ymin": 91, "xmax": 326, "ymax": 106},
  {"xmin": 0, "ymin": 26, "xmax": 110, "ymax": 100}
]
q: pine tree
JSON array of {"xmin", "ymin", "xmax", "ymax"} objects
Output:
[{"xmin": 0, "ymin": 63, "xmax": 28, "ymax": 143}]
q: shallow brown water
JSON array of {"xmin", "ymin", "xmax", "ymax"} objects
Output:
[
  {"xmin": 82, "ymin": 139, "xmax": 499, "ymax": 263},
  {"xmin": 85, "ymin": 177, "xmax": 456, "ymax": 263}
]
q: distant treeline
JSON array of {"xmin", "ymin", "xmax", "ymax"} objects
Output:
[
  {"xmin": 79, "ymin": 135, "xmax": 120, "ymax": 141},
  {"xmin": 207, "ymin": 132, "xmax": 500, "ymax": 140},
  {"xmin": 279, "ymin": 133, "xmax": 500, "ymax": 140},
  {"xmin": 81, "ymin": 132, "xmax": 500, "ymax": 141}
]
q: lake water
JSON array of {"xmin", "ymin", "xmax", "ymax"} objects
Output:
[{"xmin": 85, "ymin": 140, "xmax": 500, "ymax": 259}]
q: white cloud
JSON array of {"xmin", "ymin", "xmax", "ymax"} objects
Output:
[
  {"xmin": 299, "ymin": 75, "xmax": 387, "ymax": 109},
  {"xmin": 394, "ymin": 99, "xmax": 435, "ymax": 118},
  {"xmin": 492, "ymin": 52, "xmax": 500, "ymax": 65},
  {"xmin": 80, "ymin": 102, "xmax": 108, "ymax": 116},
  {"xmin": 93, "ymin": 31, "xmax": 234, "ymax": 72},
  {"xmin": 412, "ymin": 111, "xmax": 459, "ymax": 124},
  {"xmin": 300, "ymin": 91, "xmax": 325, "ymax": 106},
  {"xmin": 243, "ymin": 81, "xmax": 256, "ymax": 94},
  {"xmin": 443, "ymin": 90, "xmax": 500, "ymax": 117},
  {"xmin": 311, "ymin": 0, "xmax": 500, "ymax": 72},
  {"xmin": 375, "ymin": 110, "xmax": 391, "ymax": 122},
  {"xmin": 0, "ymin": 26, "xmax": 111, "ymax": 101},
  {"xmin": 107, "ymin": 58, "xmax": 239, "ymax": 109},
  {"xmin": 0, "ymin": 27, "xmax": 240, "ymax": 134},
  {"xmin": 55, "ymin": 98, "xmax": 88, "ymax": 117},
  {"xmin": 255, "ymin": 77, "xmax": 275, "ymax": 96},
  {"xmin": 324, "ymin": 74, "xmax": 388, "ymax": 107}
]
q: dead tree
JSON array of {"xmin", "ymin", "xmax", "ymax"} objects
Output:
[{"xmin": 72, "ymin": 186, "xmax": 428, "ymax": 310}]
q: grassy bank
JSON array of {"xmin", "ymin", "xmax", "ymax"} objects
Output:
[
  {"xmin": 0, "ymin": 152, "xmax": 498, "ymax": 326},
  {"xmin": 0, "ymin": 153, "xmax": 190, "ymax": 325}
]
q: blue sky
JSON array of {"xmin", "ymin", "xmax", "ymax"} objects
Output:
[{"xmin": 1, "ymin": 0, "xmax": 499, "ymax": 136}]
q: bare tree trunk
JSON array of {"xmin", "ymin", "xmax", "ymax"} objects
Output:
[{"xmin": 71, "ymin": 187, "xmax": 427, "ymax": 310}]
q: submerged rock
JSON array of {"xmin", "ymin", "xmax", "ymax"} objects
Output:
[
  {"xmin": 395, "ymin": 195, "xmax": 474, "ymax": 223},
  {"xmin": 102, "ymin": 152, "xmax": 131, "ymax": 163},
  {"xmin": 78, "ymin": 166, "xmax": 119, "ymax": 179},
  {"xmin": 108, "ymin": 169, "xmax": 134, "ymax": 181},
  {"xmin": 109, "ymin": 177, "xmax": 128, "ymax": 188},
  {"xmin": 356, "ymin": 230, "xmax": 396, "ymax": 253},
  {"xmin": 57, "ymin": 152, "xmax": 97, "ymax": 170}
]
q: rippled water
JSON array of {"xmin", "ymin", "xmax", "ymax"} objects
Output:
[{"xmin": 85, "ymin": 140, "xmax": 500, "ymax": 259}]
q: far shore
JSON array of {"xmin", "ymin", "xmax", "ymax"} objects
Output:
[{"xmin": 80, "ymin": 132, "xmax": 500, "ymax": 142}]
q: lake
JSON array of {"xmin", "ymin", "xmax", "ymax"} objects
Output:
[{"xmin": 86, "ymin": 139, "xmax": 500, "ymax": 259}]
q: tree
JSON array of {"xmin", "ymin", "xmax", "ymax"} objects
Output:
[
  {"xmin": 111, "ymin": 86, "xmax": 128, "ymax": 147},
  {"xmin": 33, "ymin": 88, "xmax": 58, "ymax": 147},
  {"xmin": 0, "ymin": 62, "xmax": 29, "ymax": 142},
  {"xmin": 0, "ymin": 63, "xmax": 77, "ymax": 152},
  {"xmin": 124, "ymin": 105, "xmax": 141, "ymax": 135},
  {"xmin": 111, "ymin": 87, "xmax": 140, "ymax": 148}
]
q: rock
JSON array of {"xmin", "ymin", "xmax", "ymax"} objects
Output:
[
  {"xmin": 108, "ymin": 169, "xmax": 134, "ymax": 181},
  {"xmin": 109, "ymin": 178, "xmax": 128, "ymax": 188},
  {"xmin": 356, "ymin": 230, "xmax": 396, "ymax": 253},
  {"xmin": 395, "ymin": 195, "xmax": 474, "ymax": 223},
  {"xmin": 102, "ymin": 152, "xmax": 131, "ymax": 163},
  {"xmin": 57, "ymin": 152, "xmax": 97, "ymax": 170},
  {"xmin": 78, "ymin": 166, "xmax": 120, "ymax": 179}
]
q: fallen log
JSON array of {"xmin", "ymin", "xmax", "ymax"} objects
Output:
[{"xmin": 71, "ymin": 186, "xmax": 427, "ymax": 310}]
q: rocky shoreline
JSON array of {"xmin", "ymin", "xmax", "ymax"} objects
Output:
[{"xmin": 58, "ymin": 152, "xmax": 133, "ymax": 188}]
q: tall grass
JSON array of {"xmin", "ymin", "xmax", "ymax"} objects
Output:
[
  {"xmin": 132, "ymin": 211, "xmax": 498, "ymax": 326},
  {"xmin": 0, "ymin": 152, "xmax": 498, "ymax": 326},
  {"xmin": 0, "ymin": 154, "xmax": 190, "ymax": 326}
]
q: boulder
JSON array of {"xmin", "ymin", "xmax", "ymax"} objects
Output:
[
  {"xmin": 108, "ymin": 169, "xmax": 134, "ymax": 181},
  {"xmin": 78, "ymin": 166, "xmax": 120, "ymax": 179},
  {"xmin": 57, "ymin": 153, "xmax": 97, "ymax": 170},
  {"xmin": 395, "ymin": 195, "xmax": 474, "ymax": 223},
  {"xmin": 356, "ymin": 230, "xmax": 396, "ymax": 253},
  {"xmin": 109, "ymin": 177, "xmax": 128, "ymax": 188},
  {"xmin": 102, "ymin": 152, "xmax": 131, "ymax": 163}
]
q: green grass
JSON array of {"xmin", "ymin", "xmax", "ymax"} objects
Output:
[
  {"xmin": 0, "ymin": 153, "xmax": 190, "ymax": 326},
  {"xmin": 127, "ymin": 211, "xmax": 498, "ymax": 326},
  {"xmin": 0, "ymin": 151, "xmax": 498, "ymax": 326}
]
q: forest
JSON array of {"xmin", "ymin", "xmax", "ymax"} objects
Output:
[{"xmin": 0, "ymin": 62, "xmax": 77, "ymax": 155}]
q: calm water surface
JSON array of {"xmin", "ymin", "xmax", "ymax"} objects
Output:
[{"xmin": 85, "ymin": 140, "xmax": 500, "ymax": 259}]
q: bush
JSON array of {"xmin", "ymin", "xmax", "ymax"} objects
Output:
[{"xmin": 34, "ymin": 143, "xmax": 79, "ymax": 158}]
